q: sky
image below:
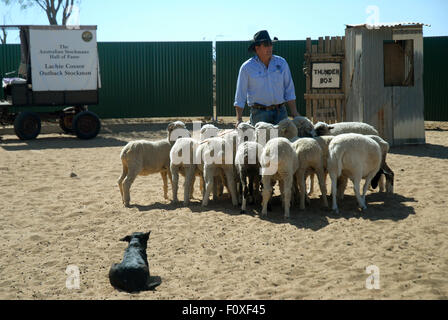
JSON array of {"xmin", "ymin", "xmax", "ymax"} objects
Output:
[{"xmin": 1, "ymin": 0, "xmax": 447, "ymax": 43}]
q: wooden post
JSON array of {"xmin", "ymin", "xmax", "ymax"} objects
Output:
[{"xmin": 318, "ymin": 37, "xmax": 324, "ymax": 53}]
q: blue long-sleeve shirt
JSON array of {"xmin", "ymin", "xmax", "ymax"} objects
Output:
[{"xmin": 234, "ymin": 55, "xmax": 296, "ymax": 109}]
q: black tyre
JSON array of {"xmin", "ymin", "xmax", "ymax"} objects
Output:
[
  {"xmin": 73, "ymin": 111, "xmax": 101, "ymax": 140},
  {"xmin": 59, "ymin": 113, "xmax": 75, "ymax": 134},
  {"xmin": 13, "ymin": 111, "xmax": 41, "ymax": 140}
]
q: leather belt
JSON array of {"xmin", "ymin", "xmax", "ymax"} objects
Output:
[{"xmin": 251, "ymin": 103, "xmax": 283, "ymax": 111}]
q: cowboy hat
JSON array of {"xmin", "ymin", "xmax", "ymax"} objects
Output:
[{"xmin": 248, "ymin": 30, "xmax": 278, "ymax": 52}]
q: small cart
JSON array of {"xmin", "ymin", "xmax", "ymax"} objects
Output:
[{"xmin": 0, "ymin": 25, "xmax": 101, "ymax": 140}]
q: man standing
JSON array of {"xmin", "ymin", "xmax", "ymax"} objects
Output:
[{"xmin": 234, "ymin": 30, "xmax": 300, "ymax": 126}]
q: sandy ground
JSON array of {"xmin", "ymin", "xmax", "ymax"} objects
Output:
[{"xmin": 0, "ymin": 118, "xmax": 447, "ymax": 300}]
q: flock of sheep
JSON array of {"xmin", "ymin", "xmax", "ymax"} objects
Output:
[{"xmin": 117, "ymin": 116, "xmax": 395, "ymax": 217}]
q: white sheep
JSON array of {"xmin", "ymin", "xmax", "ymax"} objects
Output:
[
  {"xmin": 169, "ymin": 137, "xmax": 204, "ymax": 205},
  {"xmin": 292, "ymin": 116, "xmax": 317, "ymax": 137},
  {"xmin": 237, "ymin": 122, "xmax": 256, "ymax": 144},
  {"xmin": 308, "ymin": 121, "xmax": 379, "ymax": 195},
  {"xmin": 306, "ymin": 135, "xmax": 334, "ymax": 195},
  {"xmin": 327, "ymin": 133, "xmax": 382, "ymax": 214},
  {"xmin": 276, "ymin": 118, "xmax": 299, "ymax": 140},
  {"xmin": 200, "ymin": 124, "xmax": 220, "ymax": 141},
  {"xmin": 196, "ymin": 137, "xmax": 238, "ymax": 207},
  {"xmin": 235, "ymin": 141, "xmax": 263, "ymax": 213},
  {"xmin": 260, "ymin": 137, "xmax": 299, "ymax": 219},
  {"xmin": 314, "ymin": 121, "xmax": 379, "ymax": 136},
  {"xmin": 291, "ymin": 137, "xmax": 328, "ymax": 210},
  {"xmin": 117, "ymin": 121, "xmax": 189, "ymax": 207},
  {"xmin": 255, "ymin": 122, "xmax": 277, "ymax": 147}
]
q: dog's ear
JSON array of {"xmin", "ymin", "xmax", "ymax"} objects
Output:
[{"xmin": 120, "ymin": 235, "xmax": 132, "ymax": 242}]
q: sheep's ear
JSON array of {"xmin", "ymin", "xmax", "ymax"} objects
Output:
[
  {"xmin": 167, "ymin": 122, "xmax": 175, "ymax": 132},
  {"xmin": 120, "ymin": 235, "xmax": 132, "ymax": 242},
  {"xmin": 328, "ymin": 125, "xmax": 335, "ymax": 130}
]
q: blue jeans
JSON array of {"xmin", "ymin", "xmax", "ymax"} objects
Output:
[{"xmin": 249, "ymin": 105, "xmax": 288, "ymax": 126}]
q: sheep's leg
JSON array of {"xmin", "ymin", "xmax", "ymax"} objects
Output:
[
  {"xmin": 202, "ymin": 165, "xmax": 215, "ymax": 207},
  {"xmin": 117, "ymin": 162, "xmax": 128, "ymax": 202},
  {"xmin": 362, "ymin": 171, "xmax": 377, "ymax": 205},
  {"xmin": 254, "ymin": 175, "xmax": 261, "ymax": 204},
  {"xmin": 161, "ymin": 170, "xmax": 169, "ymax": 200},
  {"xmin": 240, "ymin": 171, "xmax": 248, "ymax": 213},
  {"xmin": 292, "ymin": 174, "xmax": 298, "ymax": 205},
  {"xmin": 224, "ymin": 167, "xmax": 238, "ymax": 207},
  {"xmin": 307, "ymin": 173, "xmax": 315, "ymax": 195},
  {"xmin": 170, "ymin": 165, "xmax": 179, "ymax": 203},
  {"xmin": 352, "ymin": 175, "xmax": 367, "ymax": 211},
  {"xmin": 378, "ymin": 174, "xmax": 386, "ymax": 192},
  {"xmin": 213, "ymin": 176, "xmax": 219, "ymax": 201},
  {"xmin": 237, "ymin": 179, "xmax": 242, "ymax": 205},
  {"xmin": 199, "ymin": 174, "xmax": 205, "ymax": 196},
  {"xmin": 279, "ymin": 179, "xmax": 285, "ymax": 209},
  {"xmin": 337, "ymin": 176, "xmax": 348, "ymax": 200},
  {"xmin": 238, "ymin": 176, "xmax": 243, "ymax": 204},
  {"xmin": 183, "ymin": 166, "xmax": 195, "ymax": 206},
  {"xmin": 297, "ymin": 169, "xmax": 307, "ymax": 210},
  {"xmin": 261, "ymin": 175, "xmax": 272, "ymax": 217},
  {"xmin": 122, "ymin": 169, "xmax": 139, "ymax": 207},
  {"xmin": 283, "ymin": 174, "xmax": 293, "ymax": 219},
  {"xmin": 330, "ymin": 172, "xmax": 339, "ymax": 214},
  {"xmin": 248, "ymin": 173, "xmax": 255, "ymax": 205},
  {"xmin": 316, "ymin": 167, "xmax": 328, "ymax": 208}
]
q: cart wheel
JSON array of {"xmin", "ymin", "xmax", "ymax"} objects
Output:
[
  {"xmin": 14, "ymin": 111, "xmax": 41, "ymax": 140},
  {"xmin": 73, "ymin": 111, "xmax": 101, "ymax": 140},
  {"xmin": 59, "ymin": 113, "xmax": 75, "ymax": 134}
]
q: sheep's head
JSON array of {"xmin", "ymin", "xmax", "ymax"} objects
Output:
[
  {"xmin": 293, "ymin": 116, "xmax": 317, "ymax": 137},
  {"xmin": 167, "ymin": 121, "xmax": 190, "ymax": 142},
  {"xmin": 200, "ymin": 124, "xmax": 219, "ymax": 141},
  {"xmin": 276, "ymin": 119, "xmax": 298, "ymax": 139},
  {"xmin": 237, "ymin": 122, "xmax": 255, "ymax": 143},
  {"xmin": 314, "ymin": 121, "xmax": 333, "ymax": 136}
]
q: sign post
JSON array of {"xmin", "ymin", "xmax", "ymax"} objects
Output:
[{"xmin": 29, "ymin": 27, "xmax": 99, "ymax": 91}]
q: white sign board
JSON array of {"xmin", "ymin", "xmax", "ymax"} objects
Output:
[
  {"xmin": 29, "ymin": 28, "xmax": 99, "ymax": 91},
  {"xmin": 311, "ymin": 63, "xmax": 341, "ymax": 88}
]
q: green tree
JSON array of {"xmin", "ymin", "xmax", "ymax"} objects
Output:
[{"xmin": 1, "ymin": 0, "xmax": 80, "ymax": 25}]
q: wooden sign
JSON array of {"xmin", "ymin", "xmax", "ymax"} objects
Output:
[{"xmin": 311, "ymin": 62, "xmax": 341, "ymax": 88}]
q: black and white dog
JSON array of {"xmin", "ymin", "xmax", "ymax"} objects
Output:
[{"xmin": 109, "ymin": 231, "xmax": 161, "ymax": 292}]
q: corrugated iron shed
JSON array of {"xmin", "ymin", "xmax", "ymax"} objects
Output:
[{"xmin": 345, "ymin": 23, "xmax": 426, "ymax": 146}]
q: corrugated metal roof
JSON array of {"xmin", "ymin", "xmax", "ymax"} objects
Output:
[{"xmin": 346, "ymin": 22, "xmax": 431, "ymax": 29}]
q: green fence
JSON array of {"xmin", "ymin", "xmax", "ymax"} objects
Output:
[
  {"xmin": 423, "ymin": 37, "xmax": 448, "ymax": 121},
  {"xmin": 1, "ymin": 41, "xmax": 213, "ymax": 118},
  {"xmin": 0, "ymin": 44, "xmax": 20, "ymax": 101},
  {"xmin": 1, "ymin": 37, "xmax": 448, "ymax": 120},
  {"xmin": 216, "ymin": 40, "xmax": 308, "ymax": 117}
]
